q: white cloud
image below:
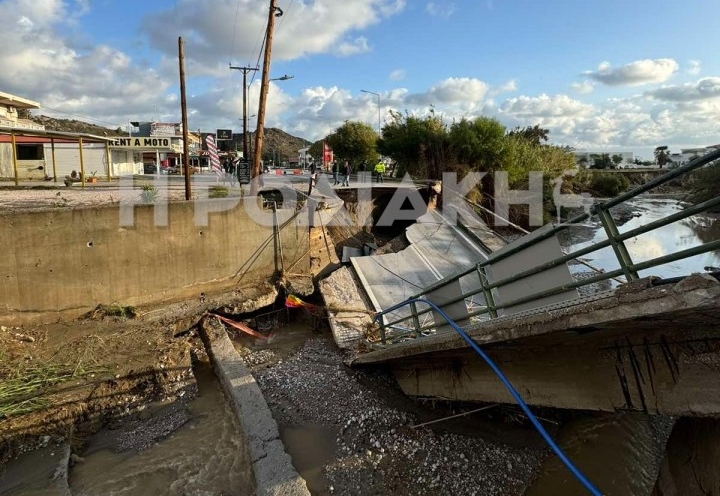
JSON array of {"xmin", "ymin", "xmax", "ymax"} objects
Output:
[
  {"xmin": 425, "ymin": 2, "xmax": 456, "ymax": 18},
  {"xmin": 500, "ymin": 94, "xmax": 594, "ymax": 118},
  {"xmin": 407, "ymin": 77, "xmax": 489, "ymax": 106},
  {"xmin": 585, "ymin": 59, "xmax": 678, "ymax": 86},
  {"xmin": 571, "ymin": 81, "xmax": 594, "ymax": 94},
  {"xmin": 336, "ymin": 37, "xmax": 370, "ymax": 56},
  {"xmin": 389, "ymin": 69, "xmax": 406, "ymax": 81},
  {"xmin": 687, "ymin": 60, "xmax": 701, "ymax": 76},
  {"xmin": 489, "ymin": 79, "xmax": 517, "ymax": 96},
  {"xmin": 646, "ymin": 77, "xmax": 720, "ymax": 102},
  {"xmin": 142, "ymin": 0, "xmax": 407, "ymax": 70}
]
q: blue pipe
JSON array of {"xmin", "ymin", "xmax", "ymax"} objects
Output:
[{"xmin": 374, "ymin": 298, "xmax": 603, "ymax": 496}]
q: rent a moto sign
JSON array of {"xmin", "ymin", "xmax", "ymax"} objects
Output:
[{"xmin": 110, "ymin": 137, "xmax": 172, "ymax": 148}]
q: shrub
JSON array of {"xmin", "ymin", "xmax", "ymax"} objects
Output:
[
  {"xmin": 588, "ymin": 172, "xmax": 629, "ymax": 198},
  {"xmin": 209, "ymin": 186, "xmax": 229, "ymax": 198},
  {"xmin": 140, "ymin": 183, "xmax": 159, "ymax": 203},
  {"xmin": 686, "ymin": 162, "xmax": 720, "ymax": 210}
]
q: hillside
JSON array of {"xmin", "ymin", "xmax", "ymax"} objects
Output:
[
  {"xmin": 28, "ymin": 114, "xmax": 311, "ymax": 162},
  {"xmin": 30, "ymin": 114, "xmax": 125, "ymax": 136},
  {"xmin": 226, "ymin": 128, "xmax": 311, "ymax": 163}
]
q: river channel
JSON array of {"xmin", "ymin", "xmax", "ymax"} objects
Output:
[
  {"xmin": 561, "ymin": 195, "xmax": 720, "ymax": 281},
  {"xmin": 69, "ymin": 359, "xmax": 253, "ymax": 496}
]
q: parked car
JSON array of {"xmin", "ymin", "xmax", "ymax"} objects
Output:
[
  {"xmin": 143, "ymin": 162, "xmax": 157, "ymax": 174},
  {"xmin": 167, "ymin": 165, "xmax": 199, "ymax": 175}
]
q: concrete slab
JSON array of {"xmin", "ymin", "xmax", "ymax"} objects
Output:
[
  {"xmin": 349, "ymin": 210, "xmax": 493, "ymax": 337},
  {"xmin": 486, "ymin": 223, "xmax": 579, "ymax": 316},
  {"xmin": 319, "ymin": 266, "xmax": 374, "ymax": 349},
  {"xmin": 199, "ymin": 319, "xmax": 310, "ymax": 496}
]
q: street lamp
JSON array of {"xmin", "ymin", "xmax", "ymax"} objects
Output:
[{"xmin": 361, "ymin": 89, "xmax": 381, "ymax": 133}]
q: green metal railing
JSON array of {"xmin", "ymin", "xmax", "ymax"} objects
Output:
[{"xmin": 375, "ymin": 148, "xmax": 720, "ymax": 344}]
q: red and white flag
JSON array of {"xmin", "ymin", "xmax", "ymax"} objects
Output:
[{"xmin": 206, "ymin": 135, "xmax": 222, "ymax": 180}]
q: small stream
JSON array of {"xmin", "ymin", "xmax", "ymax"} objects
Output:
[
  {"xmin": 561, "ymin": 196, "xmax": 720, "ymax": 280},
  {"xmin": 70, "ymin": 359, "xmax": 253, "ymax": 496}
]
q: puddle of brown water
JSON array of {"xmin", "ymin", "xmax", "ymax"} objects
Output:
[
  {"xmin": 280, "ymin": 425, "xmax": 337, "ymax": 496},
  {"xmin": 69, "ymin": 359, "xmax": 254, "ymax": 496}
]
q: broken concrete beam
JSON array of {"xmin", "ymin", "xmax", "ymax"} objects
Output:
[{"xmin": 199, "ymin": 318, "xmax": 310, "ymax": 496}]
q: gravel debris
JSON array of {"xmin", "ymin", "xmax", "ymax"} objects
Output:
[{"xmin": 253, "ymin": 337, "xmax": 547, "ymax": 495}]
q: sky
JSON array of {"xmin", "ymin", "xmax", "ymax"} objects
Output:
[{"xmin": 1, "ymin": 0, "xmax": 719, "ymax": 160}]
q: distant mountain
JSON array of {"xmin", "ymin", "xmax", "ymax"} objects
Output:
[
  {"xmin": 30, "ymin": 114, "xmax": 125, "ymax": 136},
  {"xmin": 29, "ymin": 114, "xmax": 311, "ymax": 163},
  {"xmin": 224, "ymin": 127, "xmax": 311, "ymax": 164}
]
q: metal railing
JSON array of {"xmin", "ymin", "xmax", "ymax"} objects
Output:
[{"xmin": 374, "ymin": 148, "xmax": 720, "ymax": 344}]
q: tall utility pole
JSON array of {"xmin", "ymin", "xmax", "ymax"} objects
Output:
[
  {"xmin": 251, "ymin": 0, "xmax": 283, "ymax": 195},
  {"xmin": 229, "ymin": 65, "xmax": 258, "ymax": 162},
  {"xmin": 178, "ymin": 36, "xmax": 191, "ymax": 200}
]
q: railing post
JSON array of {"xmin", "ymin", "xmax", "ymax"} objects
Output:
[
  {"xmin": 477, "ymin": 266, "xmax": 498, "ymax": 318},
  {"xmin": 597, "ymin": 206, "xmax": 639, "ymax": 281},
  {"xmin": 410, "ymin": 301, "xmax": 421, "ymax": 337},
  {"xmin": 378, "ymin": 317, "xmax": 387, "ymax": 344}
]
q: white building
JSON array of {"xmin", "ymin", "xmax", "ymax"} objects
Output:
[
  {"xmin": 668, "ymin": 145, "xmax": 720, "ymax": 167},
  {"xmin": 574, "ymin": 150, "xmax": 635, "ymax": 168}
]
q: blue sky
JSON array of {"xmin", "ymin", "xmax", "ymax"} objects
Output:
[{"xmin": 1, "ymin": 0, "xmax": 719, "ymax": 159}]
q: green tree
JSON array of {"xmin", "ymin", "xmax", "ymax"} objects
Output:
[
  {"xmin": 448, "ymin": 117, "xmax": 507, "ymax": 172},
  {"xmin": 590, "ymin": 153, "xmax": 613, "ymax": 169},
  {"xmin": 378, "ymin": 110, "xmax": 448, "ymax": 179},
  {"xmin": 325, "ymin": 121, "xmax": 379, "ymax": 171},
  {"xmin": 308, "ymin": 140, "xmax": 325, "ymax": 163},
  {"xmin": 506, "ymin": 124, "xmax": 549, "ymax": 145},
  {"xmin": 654, "ymin": 146, "xmax": 670, "ymax": 168},
  {"xmin": 611, "ymin": 154, "xmax": 624, "ymax": 168}
]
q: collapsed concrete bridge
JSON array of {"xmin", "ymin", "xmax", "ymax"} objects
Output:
[{"xmin": 320, "ymin": 149, "xmax": 720, "ymax": 495}]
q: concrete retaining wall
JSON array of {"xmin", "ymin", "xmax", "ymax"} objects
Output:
[
  {"xmin": 199, "ymin": 318, "xmax": 310, "ymax": 496},
  {"xmin": 1, "ymin": 199, "xmax": 309, "ymax": 325}
]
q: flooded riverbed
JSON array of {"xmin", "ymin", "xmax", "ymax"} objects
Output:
[{"xmin": 562, "ymin": 196, "xmax": 720, "ymax": 280}]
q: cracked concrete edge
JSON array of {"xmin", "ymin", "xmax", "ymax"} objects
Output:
[{"xmin": 199, "ymin": 321, "xmax": 310, "ymax": 496}]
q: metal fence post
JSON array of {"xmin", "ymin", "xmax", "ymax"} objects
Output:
[
  {"xmin": 477, "ymin": 266, "xmax": 498, "ymax": 318},
  {"xmin": 597, "ymin": 207, "xmax": 639, "ymax": 281}
]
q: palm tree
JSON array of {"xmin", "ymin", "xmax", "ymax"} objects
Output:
[{"xmin": 654, "ymin": 146, "xmax": 670, "ymax": 168}]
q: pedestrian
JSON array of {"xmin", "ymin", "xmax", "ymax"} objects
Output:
[
  {"xmin": 332, "ymin": 161, "xmax": 339, "ymax": 185},
  {"xmin": 374, "ymin": 161, "xmax": 385, "ymax": 183},
  {"xmin": 342, "ymin": 160, "xmax": 351, "ymax": 187},
  {"xmin": 228, "ymin": 159, "xmax": 237, "ymax": 187}
]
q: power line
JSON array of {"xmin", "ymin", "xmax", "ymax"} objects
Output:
[{"xmin": 229, "ymin": 0, "xmax": 243, "ymax": 64}]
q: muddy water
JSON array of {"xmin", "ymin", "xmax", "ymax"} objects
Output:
[
  {"xmin": 563, "ymin": 196, "xmax": 720, "ymax": 279},
  {"xmin": 527, "ymin": 412, "xmax": 673, "ymax": 496},
  {"xmin": 280, "ymin": 425, "xmax": 337, "ymax": 496},
  {"xmin": 70, "ymin": 360, "xmax": 254, "ymax": 496}
]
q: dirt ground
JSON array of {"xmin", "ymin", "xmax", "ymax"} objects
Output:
[
  {"xmin": 0, "ymin": 281, "xmax": 281, "ymax": 468},
  {"xmin": 236, "ymin": 312, "xmax": 550, "ymax": 496}
]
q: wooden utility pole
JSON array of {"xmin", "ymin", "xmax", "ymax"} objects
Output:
[
  {"xmin": 229, "ymin": 66, "xmax": 258, "ymax": 162},
  {"xmin": 251, "ymin": 0, "xmax": 282, "ymax": 195},
  {"xmin": 179, "ymin": 36, "xmax": 191, "ymax": 200}
]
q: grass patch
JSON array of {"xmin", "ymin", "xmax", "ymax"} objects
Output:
[
  {"xmin": 209, "ymin": 186, "xmax": 229, "ymax": 198},
  {"xmin": 83, "ymin": 303, "xmax": 137, "ymax": 320},
  {"xmin": 0, "ymin": 363, "xmax": 106, "ymax": 419}
]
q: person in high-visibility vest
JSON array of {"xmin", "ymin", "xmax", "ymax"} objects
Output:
[{"xmin": 374, "ymin": 161, "xmax": 385, "ymax": 182}]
